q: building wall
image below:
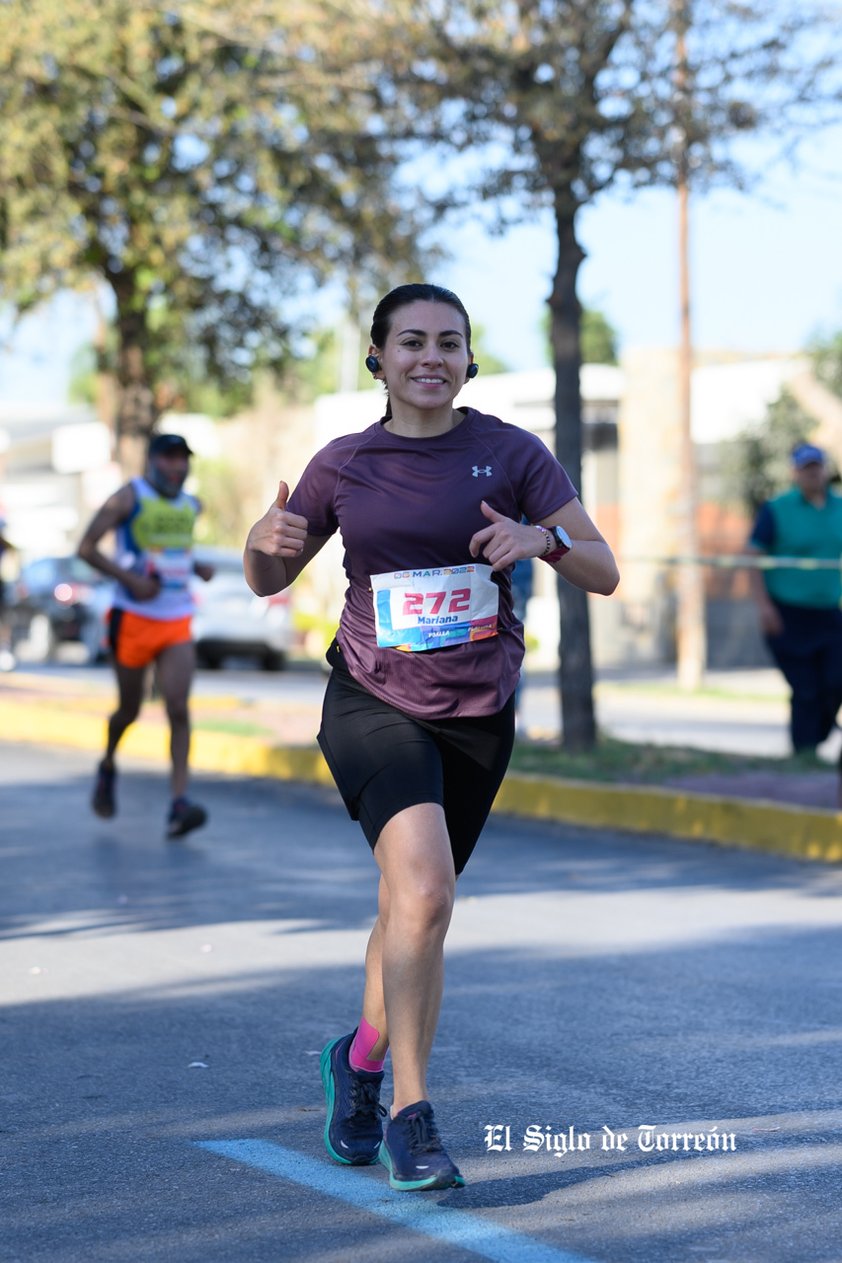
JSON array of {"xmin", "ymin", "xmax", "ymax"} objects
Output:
[{"xmin": 0, "ymin": 408, "xmax": 119, "ymax": 564}]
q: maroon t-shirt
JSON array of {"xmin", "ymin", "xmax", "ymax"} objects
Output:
[{"xmin": 288, "ymin": 407, "xmax": 577, "ymax": 718}]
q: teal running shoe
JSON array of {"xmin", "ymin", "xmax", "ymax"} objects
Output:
[
  {"xmin": 320, "ymin": 1030, "xmax": 385, "ymax": 1165},
  {"xmin": 379, "ymin": 1100, "xmax": 465, "ymax": 1191}
]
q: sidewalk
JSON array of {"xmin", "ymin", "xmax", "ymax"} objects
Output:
[{"xmin": 1, "ymin": 665, "xmax": 839, "ymax": 864}]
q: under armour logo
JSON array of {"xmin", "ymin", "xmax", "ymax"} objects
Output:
[{"xmin": 472, "ymin": 465, "xmax": 492, "ymax": 477}]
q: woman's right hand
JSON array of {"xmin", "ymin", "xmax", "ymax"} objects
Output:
[{"xmin": 246, "ymin": 481, "xmax": 309, "ymax": 558}]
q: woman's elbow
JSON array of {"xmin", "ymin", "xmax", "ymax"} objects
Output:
[{"xmin": 595, "ymin": 559, "xmax": 620, "ymax": 596}]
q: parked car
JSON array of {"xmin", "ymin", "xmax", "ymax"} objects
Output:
[
  {"xmin": 9, "ymin": 556, "xmax": 111, "ymax": 665},
  {"xmin": 191, "ymin": 547, "xmax": 293, "ymax": 671}
]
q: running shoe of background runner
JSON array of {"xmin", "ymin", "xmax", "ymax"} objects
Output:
[
  {"xmin": 379, "ymin": 1100, "xmax": 465, "ymax": 1191},
  {"xmin": 166, "ymin": 797, "xmax": 207, "ymax": 838},
  {"xmin": 320, "ymin": 1030, "xmax": 385, "ymax": 1165},
  {"xmin": 91, "ymin": 761, "xmax": 117, "ymax": 818}
]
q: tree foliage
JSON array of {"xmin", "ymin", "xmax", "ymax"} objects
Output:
[
  {"xmin": 0, "ymin": 0, "xmax": 431, "ymax": 444},
  {"xmin": 808, "ymin": 330, "xmax": 842, "ymax": 402},
  {"xmin": 728, "ymin": 330, "xmax": 842, "ymax": 514},
  {"xmin": 542, "ymin": 307, "xmax": 619, "ymax": 365},
  {"xmin": 581, "ymin": 309, "xmax": 619, "ymax": 366},
  {"xmin": 729, "ymin": 388, "xmax": 818, "ymax": 517}
]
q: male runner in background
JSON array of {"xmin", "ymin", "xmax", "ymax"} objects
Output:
[{"xmin": 78, "ymin": 433, "xmax": 214, "ymax": 837}]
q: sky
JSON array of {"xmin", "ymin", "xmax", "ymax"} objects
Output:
[
  {"xmin": 1, "ymin": 127, "xmax": 840, "ymax": 406},
  {"xmin": 436, "ymin": 126, "xmax": 842, "ymax": 370}
]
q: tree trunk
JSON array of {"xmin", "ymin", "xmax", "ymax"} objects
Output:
[
  {"xmin": 116, "ymin": 340, "xmax": 157, "ymax": 479},
  {"xmin": 548, "ymin": 208, "xmax": 596, "ymax": 751},
  {"xmin": 109, "ymin": 277, "xmax": 157, "ymax": 477},
  {"xmin": 674, "ymin": 2, "xmax": 707, "ymax": 690}
]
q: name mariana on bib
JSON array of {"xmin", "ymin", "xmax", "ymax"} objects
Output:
[{"xmin": 371, "ymin": 561, "xmax": 499, "ymax": 652}]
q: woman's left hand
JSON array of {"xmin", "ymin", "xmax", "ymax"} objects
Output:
[{"xmin": 468, "ymin": 501, "xmax": 545, "ymax": 571}]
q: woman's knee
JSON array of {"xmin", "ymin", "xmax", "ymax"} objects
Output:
[
  {"xmin": 376, "ymin": 804, "xmax": 456, "ymax": 933},
  {"xmin": 390, "ymin": 873, "xmax": 454, "ymax": 937}
]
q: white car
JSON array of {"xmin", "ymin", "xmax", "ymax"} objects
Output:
[{"xmin": 191, "ymin": 547, "xmax": 293, "ymax": 671}]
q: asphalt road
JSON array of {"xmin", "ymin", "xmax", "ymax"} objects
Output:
[{"xmin": 3, "ymin": 741, "xmax": 842, "ymax": 1262}]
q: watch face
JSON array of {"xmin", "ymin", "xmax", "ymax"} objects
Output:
[{"xmin": 552, "ymin": 525, "xmax": 572, "ymax": 549}]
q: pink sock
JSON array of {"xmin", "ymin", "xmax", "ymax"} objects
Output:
[{"xmin": 349, "ymin": 1018, "xmax": 385, "ymax": 1072}]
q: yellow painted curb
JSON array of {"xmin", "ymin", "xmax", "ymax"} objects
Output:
[
  {"xmin": 494, "ymin": 775, "xmax": 842, "ymax": 864},
  {"xmin": 0, "ymin": 698, "xmax": 336, "ymax": 788},
  {"xmin": 188, "ymin": 728, "xmax": 335, "ymax": 786},
  {"xmin": 1, "ymin": 697, "xmax": 839, "ymax": 863}
]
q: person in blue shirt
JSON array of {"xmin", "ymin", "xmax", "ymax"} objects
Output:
[{"xmin": 747, "ymin": 442, "xmax": 842, "ymax": 758}]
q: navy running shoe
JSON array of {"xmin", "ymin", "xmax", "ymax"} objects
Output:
[
  {"xmin": 92, "ymin": 760, "xmax": 117, "ymax": 818},
  {"xmin": 166, "ymin": 797, "xmax": 207, "ymax": 838},
  {"xmin": 320, "ymin": 1030, "xmax": 385, "ymax": 1165},
  {"xmin": 379, "ymin": 1100, "xmax": 465, "ymax": 1191}
]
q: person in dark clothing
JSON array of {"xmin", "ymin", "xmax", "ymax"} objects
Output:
[{"xmin": 747, "ymin": 442, "xmax": 842, "ymax": 757}]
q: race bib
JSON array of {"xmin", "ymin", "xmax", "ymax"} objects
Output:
[
  {"xmin": 148, "ymin": 548, "xmax": 192, "ymax": 590},
  {"xmin": 371, "ymin": 563, "xmax": 499, "ymax": 652}
]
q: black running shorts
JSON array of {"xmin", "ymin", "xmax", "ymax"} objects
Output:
[{"xmin": 317, "ymin": 643, "xmax": 515, "ymax": 876}]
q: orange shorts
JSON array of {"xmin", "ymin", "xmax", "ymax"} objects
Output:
[{"xmin": 109, "ymin": 609, "xmax": 193, "ymax": 669}]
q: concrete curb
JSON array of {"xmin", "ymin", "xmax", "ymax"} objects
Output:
[
  {"xmin": 2, "ymin": 696, "xmax": 839, "ymax": 864},
  {"xmin": 494, "ymin": 775, "xmax": 841, "ymax": 864}
]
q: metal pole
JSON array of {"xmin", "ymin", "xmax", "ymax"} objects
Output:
[{"xmin": 674, "ymin": 1, "xmax": 706, "ymax": 691}]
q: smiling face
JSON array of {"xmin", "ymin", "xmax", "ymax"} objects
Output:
[{"xmin": 371, "ymin": 300, "xmax": 473, "ymax": 420}]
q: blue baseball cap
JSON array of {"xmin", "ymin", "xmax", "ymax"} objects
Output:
[{"xmin": 791, "ymin": 442, "xmax": 825, "ymax": 469}]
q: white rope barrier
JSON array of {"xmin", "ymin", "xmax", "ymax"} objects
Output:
[{"xmin": 622, "ymin": 555, "xmax": 841, "ymax": 571}]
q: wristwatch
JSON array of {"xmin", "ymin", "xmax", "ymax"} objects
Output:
[{"xmin": 535, "ymin": 523, "xmax": 572, "ymax": 564}]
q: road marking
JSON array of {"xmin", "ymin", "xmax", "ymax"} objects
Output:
[{"xmin": 195, "ymin": 1139, "xmax": 595, "ymax": 1263}]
